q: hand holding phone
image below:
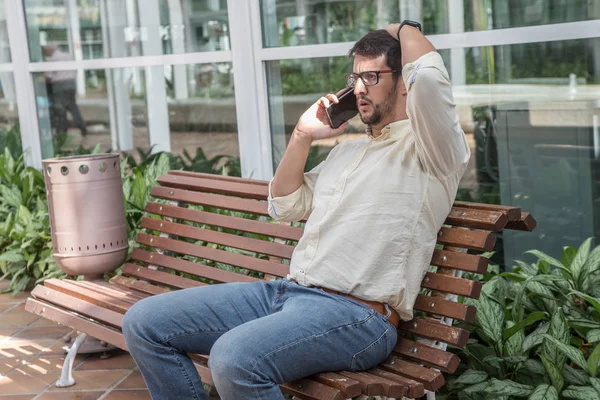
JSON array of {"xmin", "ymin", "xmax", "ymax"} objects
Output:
[{"xmin": 325, "ymin": 87, "xmax": 358, "ymax": 129}]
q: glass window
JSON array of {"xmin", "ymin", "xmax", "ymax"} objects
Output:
[
  {"xmin": 0, "ymin": 0, "xmax": 10, "ymax": 63},
  {"xmin": 260, "ymin": 0, "xmax": 599, "ymax": 48},
  {"xmin": 32, "ymin": 62, "xmax": 238, "ymax": 175},
  {"xmin": 25, "ymin": 0, "xmax": 230, "ymax": 62},
  {"xmin": 452, "ymin": 38, "xmax": 600, "ymax": 267},
  {"xmin": 0, "ymin": 72, "xmax": 21, "ymax": 156}
]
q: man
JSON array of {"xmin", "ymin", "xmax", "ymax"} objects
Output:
[
  {"xmin": 122, "ymin": 21, "xmax": 469, "ymax": 400},
  {"xmin": 43, "ymin": 44, "xmax": 88, "ymax": 137}
]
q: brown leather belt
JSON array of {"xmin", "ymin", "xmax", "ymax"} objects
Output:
[{"xmin": 289, "ymin": 279, "xmax": 400, "ymax": 328}]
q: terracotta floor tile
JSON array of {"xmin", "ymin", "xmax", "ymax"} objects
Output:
[
  {"xmin": 0, "ymin": 327, "xmax": 22, "ymax": 341},
  {"xmin": 0, "ymin": 356, "xmax": 25, "ymax": 375},
  {"xmin": 42, "ymin": 332, "xmax": 79, "ymax": 356},
  {"xmin": 0, "ymin": 395, "xmax": 35, "ymax": 400},
  {"xmin": 46, "ymin": 370, "xmax": 128, "ymax": 391},
  {"xmin": 8, "ymin": 367, "xmax": 61, "ymax": 385},
  {"xmin": 115, "ymin": 370, "xmax": 146, "ymax": 390},
  {"xmin": 0, "ymin": 340, "xmax": 55, "ymax": 359},
  {"xmin": 36, "ymin": 391, "xmax": 103, "ymax": 400},
  {"xmin": 103, "ymin": 390, "xmax": 152, "ymax": 400},
  {"xmin": 0, "ymin": 371, "xmax": 55, "ymax": 394},
  {"xmin": 10, "ymin": 326, "xmax": 72, "ymax": 341},
  {"xmin": 0, "ymin": 305, "xmax": 39, "ymax": 326},
  {"xmin": 0, "ymin": 303, "xmax": 17, "ymax": 313},
  {"xmin": 76, "ymin": 351, "xmax": 136, "ymax": 371},
  {"xmin": 0, "ymin": 292, "xmax": 29, "ymax": 304},
  {"xmin": 13, "ymin": 354, "xmax": 87, "ymax": 377}
]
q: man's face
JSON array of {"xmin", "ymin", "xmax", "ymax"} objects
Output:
[{"xmin": 352, "ymin": 54, "xmax": 400, "ymax": 126}]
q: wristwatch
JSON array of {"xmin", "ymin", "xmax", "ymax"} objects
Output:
[{"xmin": 397, "ymin": 20, "xmax": 422, "ymax": 41}]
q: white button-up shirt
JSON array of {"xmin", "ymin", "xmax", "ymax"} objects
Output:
[{"xmin": 268, "ymin": 52, "xmax": 470, "ymax": 321}]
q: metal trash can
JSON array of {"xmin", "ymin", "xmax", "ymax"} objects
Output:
[{"xmin": 43, "ymin": 153, "xmax": 128, "ymax": 280}]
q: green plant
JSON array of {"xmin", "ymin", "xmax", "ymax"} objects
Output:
[{"xmin": 444, "ymin": 239, "xmax": 600, "ymax": 400}]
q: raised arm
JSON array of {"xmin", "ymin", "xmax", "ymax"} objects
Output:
[{"xmin": 385, "ymin": 22, "xmax": 470, "ymax": 179}]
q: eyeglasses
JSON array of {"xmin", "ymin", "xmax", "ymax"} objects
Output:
[{"xmin": 345, "ymin": 69, "xmax": 397, "ymax": 88}]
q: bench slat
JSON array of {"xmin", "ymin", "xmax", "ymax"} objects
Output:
[
  {"xmin": 135, "ymin": 234, "xmax": 288, "ymax": 277},
  {"xmin": 437, "ymin": 227, "xmax": 496, "ymax": 251},
  {"xmin": 30, "ymin": 285, "xmax": 124, "ymax": 328},
  {"xmin": 393, "ymin": 338, "xmax": 460, "ymax": 373},
  {"xmin": 453, "ymin": 201, "xmax": 521, "ymax": 221},
  {"xmin": 151, "ymin": 186, "xmax": 269, "ymax": 216},
  {"xmin": 122, "ymin": 263, "xmax": 206, "ymax": 289},
  {"xmin": 338, "ymin": 371, "xmax": 407, "ymax": 398},
  {"xmin": 398, "ymin": 318, "xmax": 470, "ymax": 348},
  {"xmin": 43, "ymin": 279, "xmax": 132, "ymax": 314},
  {"xmin": 422, "ymin": 272, "xmax": 482, "ymax": 298},
  {"xmin": 368, "ymin": 368, "xmax": 424, "ymax": 398},
  {"xmin": 379, "ymin": 356, "xmax": 445, "ymax": 392},
  {"xmin": 445, "ymin": 207, "xmax": 508, "ymax": 231},
  {"xmin": 431, "ymin": 249, "xmax": 488, "ymax": 274},
  {"xmin": 158, "ymin": 174, "xmax": 269, "ymax": 200},
  {"xmin": 25, "ymin": 298, "xmax": 127, "ymax": 349},
  {"xmin": 130, "ymin": 248, "xmax": 262, "ymax": 283},
  {"xmin": 413, "ymin": 294, "xmax": 477, "ymax": 323},
  {"xmin": 169, "ymin": 170, "xmax": 269, "ymax": 186},
  {"xmin": 145, "ymin": 201, "xmax": 302, "ymax": 241},
  {"xmin": 505, "ymin": 212, "xmax": 537, "ymax": 232},
  {"xmin": 109, "ymin": 275, "xmax": 170, "ymax": 296},
  {"xmin": 142, "ymin": 216, "xmax": 294, "ymax": 259},
  {"xmin": 74, "ymin": 280, "xmax": 147, "ymax": 303},
  {"xmin": 310, "ymin": 372, "xmax": 363, "ymax": 398}
]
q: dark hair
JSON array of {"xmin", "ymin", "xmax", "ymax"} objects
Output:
[{"xmin": 349, "ymin": 30, "xmax": 402, "ymax": 81}]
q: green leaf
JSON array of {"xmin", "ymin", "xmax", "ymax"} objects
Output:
[
  {"xmin": 528, "ymin": 384, "xmax": 558, "ymax": 400},
  {"xmin": 589, "ymin": 344, "xmax": 600, "ymax": 377},
  {"xmin": 453, "ymin": 370, "xmax": 489, "ymax": 386},
  {"xmin": 504, "ymin": 311, "xmax": 546, "ymax": 341},
  {"xmin": 588, "ymin": 330, "xmax": 600, "ymax": 343},
  {"xmin": 524, "ymin": 322, "xmax": 549, "ymax": 353},
  {"xmin": 0, "ymin": 250, "xmax": 25, "ymax": 262},
  {"xmin": 562, "ymin": 246, "xmax": 578, "ymax": 268},
  {"xmin": 590, "ymin": 378, "xmax": 600, "ymax": 395},
  {"xmin": 521, "ymin": 359, "xmax": 546, "ymax": 376},
  {"xmin": 0, "ymin": 184, "xmax": 22, "ymax": 208},
  {"xmin": 515, "ymin": 259, "xmax": 538, "ymax": 276},
  {"xmin": 572, "ymin": 238, "xmax": 593, "ymax": 289},
  {"xmin": 506, "ymin": 320, "xmax": 525, "ymax": 357},
  {"xmin": 542, "ymin": 308, "xmax": 569, "ymax": 368},
  {"xmin": 482, "ymin": 378, "xmax": 534, "ymax": 397},
  {"xmin": 526, "ymin": 250, "xmax": 571, "ymax": 277},
  {"xmin": 477, "ymin": 292, "xmax": 504, "ymax": 348},
  {"xmin": 540, "ymin": 355, "xmax": 564, "ymax": 392},
  {"xmin": 542, "ymin": 334, "xmax": 589, "ymax": 372},
  {"xmin": 562, "ymin": 386, "xmax": 600, "ymax": 400},
  {"xmin": 564, "ymin": 364, "xmax": 590, "ymax": 386}
]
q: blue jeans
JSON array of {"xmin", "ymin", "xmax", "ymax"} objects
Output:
[{"xmin": 122, "ymin": 279, "xmax": 397, "ymax": 400}]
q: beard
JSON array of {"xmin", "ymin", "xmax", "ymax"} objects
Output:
[{"xmin": 358, "ymin": 83, "xmax": 398, "ymax": 126}]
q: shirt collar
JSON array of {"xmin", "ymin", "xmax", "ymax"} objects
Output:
[{"xmin": 367, "ymin": 119, "xmax": 411, "ymax": 142}]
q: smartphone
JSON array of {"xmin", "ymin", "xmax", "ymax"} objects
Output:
[{"xmin": 326, "ymin": 87, "xmax": 358, "ymax": 129}]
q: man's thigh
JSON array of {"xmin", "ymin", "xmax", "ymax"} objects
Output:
[
  {"xmin": 208, "ymin": 282, "xmax": 397, "ymax": 382},
  {"xmin": 126, "ymin": 280, "xmax": 278, "ymax": 355}
]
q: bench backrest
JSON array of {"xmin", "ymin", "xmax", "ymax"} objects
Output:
[{"xmin": 112, "ymin": 170, "xmax": 535, "ymax": 390}]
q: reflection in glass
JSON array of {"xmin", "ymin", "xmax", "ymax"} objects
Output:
[
  {"xmin": 33, "ymin": 62, "xmax": 238, "ymax": 172},
  {"xmin": 0, "ymin": 72, "xmax": 20, "ymax": 155},
  {"xmin": 260, "ymin": 0, "xmax": 599, "ymax": 48},
  {"xmin": 0, "ymin": 0, "xmax": 10, "ymax": 63},
  {"xmin": 24, "ymin": 0, "xmax": 230, "ymax": 62}
]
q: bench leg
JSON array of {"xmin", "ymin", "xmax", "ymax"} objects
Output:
[{"xmin": 55, "ymin": 332, "xmax": 88, "ymax": 388}]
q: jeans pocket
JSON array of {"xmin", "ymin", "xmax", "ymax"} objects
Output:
[{"xmin": 350, "ymin": 327, "xmax": 395, "ymax": 371}]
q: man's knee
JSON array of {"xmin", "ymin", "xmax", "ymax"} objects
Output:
[
  {"xmin": 209, "ymin": 333, "xmax": 258, "ymax": 382},
  {"xmin": 122, "ymin": 297, "xmax": 159, "ymax": 344}
]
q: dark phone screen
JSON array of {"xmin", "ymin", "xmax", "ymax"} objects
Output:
[{"xmin": 326, "ymin": 88, "xmax": 358, "ymax": 129}]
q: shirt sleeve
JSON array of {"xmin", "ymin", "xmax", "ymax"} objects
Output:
[
  {"xmin": 402, "ymin": 51, "xmax": 470, "ymax": 180},
  {"xmin": 267, "ymin": 161, "xmax": 324, "ymax": 222}
]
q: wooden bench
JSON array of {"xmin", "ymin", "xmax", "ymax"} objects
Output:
[{"xmin": 25, "ymin": 170, "xmax": 536, "ymax": 399}]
